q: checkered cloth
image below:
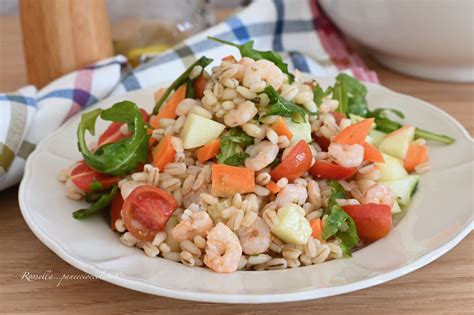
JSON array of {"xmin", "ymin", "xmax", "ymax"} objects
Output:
[{"xmin": 0, "ymin": 0, "xmax": 378, "ymax": 191}]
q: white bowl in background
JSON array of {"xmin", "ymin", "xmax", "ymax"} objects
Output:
[{"xmin": 320, "ymin": 0, "xmax": 474, "ymax": 82}]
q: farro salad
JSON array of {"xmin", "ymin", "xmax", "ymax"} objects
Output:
[{"xmin": 58, "ymin": 38, "xmax": 454, "ymax": 273}]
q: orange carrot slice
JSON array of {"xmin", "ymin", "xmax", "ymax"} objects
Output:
[
  {"xmin": 150, "ymin": 84, "xmax": 186, "ymax": 129},
  {"xmin": 196, "ymin": 139, "xmax": 220, "ymax": 163},
  {"xmin": 265, "ymin": 181, "xmax": 281, "ymax": 195},
  {"xmin": 310, "ymin": 218, "xmax": 323, "ymax": 240},
  {"xmin": 362, "ymin": 141, "xmax": 385, "ymax": 163},
  {"xmin": 211, "ymin": 164, "xmax": 255, "ymax": 197},
  {"xmin": 404, "ymin": 143, "xmax": 429, "ymax": 172},
  {"xmin": 152, "ymin": 135, "xmax": 176, "ymax": 171},
  {"xmin": 272, "ymin": 117, "xmax": 293, "ymax": 140},
  {"xmin": 334, "ymin": 118, "xmax": 374, "ymax": 145}
]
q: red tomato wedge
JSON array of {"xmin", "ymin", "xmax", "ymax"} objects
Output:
[
  {"xmin": 313, "ymin": 134, "xmax": 330, "ymax": 152},
  {"xmin": 98, "ymin": 109, "xmax": 150, "ymax": 146},
  {"xmin": 70, "ymin": 161, "xmax": 120, "ymax": 192},
  {"xmin": 309, "ymin": 160, "xmax": 357, "ymax": 180},
  {"xmin": 342, "ymin": 203, "xmax": 392, "ymax": 243},
  {"xmin": 122, "ymin": 185, "xmax": 177, "ymax": 241},
  {"xmin": 270, "ymin": 140, "xmax": 313, "ymax": 182},
  {"xmin": 193, "ymin": 75, "xmax": 208, "ymax": 99},
  {"xmin": 110, "ymin": 193, "xmax": 124, "ymax": 231},
  {"xmin": 334, "ymin": 118, "xmax": 374, "ymax": 145}
]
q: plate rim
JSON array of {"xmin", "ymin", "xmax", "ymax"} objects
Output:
[{"xmin": 18, "ymin": 77, "xmax": 474, "ymax": 303}]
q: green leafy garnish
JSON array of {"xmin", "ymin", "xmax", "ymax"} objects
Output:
[
  {"xmin": 313, "ymin": 83, "xmax": 332, "ymax": 107},
  {"xmin": 325, "ymin": 73, "xmax": 455, "ymax": 144},
  {"xmin": 73, "ymin": 186, "xmax": 117, "ymax": 219},
  {"xmin": 208, "ymin": 36, "xmax": 295, "ymax": 83},
  {"xmin": 369, "ymin": 110, "xmax": 455, "ymax": 144},
  {"xmin": 322, "ymin": 181, "xmax": 359, "ymax": 256},
  {"xmin": 77, "ymin": 101, "xmax": 149, "ymax": 176},
  {"xmin": 216, "ymin": 127, "xmax": 254, "ymax": 166},
  {"xmin": 333, "ymin": 73, "xmax": 369, "ymax": 117},
  {"xmin": 263, "ymin": 86, "xmax": 314, "ymax": 123},
  {"xmin": 327, "ymin": 180, "xmax": 349, "ymax": 209},
  {"xmin": 88, "ymin": 179, "xmax": 103, "ymax": 193},
  {"xmin": 152, "ymin": 56, "xmax": 213, "ymax": 114}
]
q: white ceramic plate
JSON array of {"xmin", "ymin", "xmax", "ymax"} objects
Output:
[{"xmin": 19, "ymin": 77, "xmax": 473, "ymax": 303}]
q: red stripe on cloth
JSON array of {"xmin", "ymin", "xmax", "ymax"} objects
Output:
[
  {"xmin": 310, "ymin": 0, "xmax": 379, "ymax": 83},
  {"xmin": 63, "ymin": 69, "xmax": 93, "ymax": 121}
]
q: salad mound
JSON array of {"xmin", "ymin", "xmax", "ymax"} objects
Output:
[{"xmin": 58, "ymin": 38, "xmax": 454, "ymax": 273}]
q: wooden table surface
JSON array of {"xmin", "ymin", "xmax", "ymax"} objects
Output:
[{"xmin": 1, "ymin": 15, "xmax": 473, "ymax": 314}]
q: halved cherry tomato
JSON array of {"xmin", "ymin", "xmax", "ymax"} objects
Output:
[
  {"xmin": 122, "ymin": 185, "xmax": 177, "ymax": 241},
  {"xmin": 110, "ymin": 193, "xmax": 124, "ymax": 231},
  {"xmin": 309, "ymin": 160, "xmax": 357, "ymax": 180},
  {"xmin": 70, "ymin": 161, "xmax": 120, "ymax": 192},
  {"xmin": 270, "ymin": 140, "xmax": 313, "ymax": 182},
  {"xmin": 313, "ymin": 134, "xmax": 330, "ymax": 152},
  {"xmin": 98, "ymin": 109, "xmax": 150, "ymax": 146},
  {"xmin": 342, "ymin": 203, "xmax": 392, "ymax": 243}
]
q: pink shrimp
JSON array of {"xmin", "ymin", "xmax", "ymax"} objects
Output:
[{"xmin": 204, "ymin": 222, "xmax": 242, "ymax": 273}]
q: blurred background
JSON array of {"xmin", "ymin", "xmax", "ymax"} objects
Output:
[{"xmin": 0, "ymin": 0, "xmax": 247, "ymax": 90}]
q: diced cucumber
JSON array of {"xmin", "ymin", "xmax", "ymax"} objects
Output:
[
  {"xmin": 378, "ymin": 125, "xmax": 415, "ymax": 160},
  {"xmin": 381, "ymin": 175, "xmax": 419, "ymax": 206},
  {"xmin": 180, "ymin": 113, "xmax": 225, "ymax": 149},
  {"xmin": 271, "ymin": 204, "xmax": 312, "ymax": 245},
  {"xmin": 367, "ymin": 129, "xmax": 387, "ymax": 147},
  {"xmin": 284, "ymin": 117, "xmax": 312, "ymax": 144},
  {"xmin": 391, "ymin": 200, "xmax": 402, "ymax": 214},
  {"xmin": 376, "ymin": 153, "xmax": 408, "ymax": 181}
]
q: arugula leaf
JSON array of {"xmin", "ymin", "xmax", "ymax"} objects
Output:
[
  {"xmin": 152, "ymin": 56, "xmax": 213, "ymax": 114},
  {"xmin": 313, "ymin": 84, "xmax": 325, "ymax": 107},
  {"xmin": 185, "ymin": 79, "xmax": 195, "ymax": 99},
  {"xmin": 369, "ymin": 108, "xmax": 404, "ymax": 120},
  {"xmin": 216, "ymin": 127, "xmax": 254, "ymax": 166},
  {"xmin": 322, "ymin": 181, "xmax": 359, "ymax": 256},
  {"xmin": 208, "ymin": 36, "xmax": 295, "ymax": 83},
  {"xmin": 77, "ymin": 101, "xmax": 149, "ymax": 176},
  {"xmin": 333, "ymin": 73, "xmax": 369, "ymax": 117},
  {"xmin": 263, "ymin": 86, "xmax": 314, "ymax": 123},
  {"xmin": 73, "ymin": 186, "xmax": 117, "ymax": 219},
  {"xmin": 325, "ymin": 73, "xmax": 455, "ymax": 144},
  {"xmin": 327, "ymin": 180, "xmax": 349, "ymax": 209}
]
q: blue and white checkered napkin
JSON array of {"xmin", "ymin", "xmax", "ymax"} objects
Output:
[{"xmin": 0, "ymin": 0, "xmax": 377, "ymax": 190}]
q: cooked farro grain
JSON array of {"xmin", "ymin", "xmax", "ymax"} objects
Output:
[
  {"xmin": 193, "ymin": 235, "xmax": 207, "ymax": 249},
  {"xmin": 152, "ymin": 231, "xmax": 167, "ymax": 246},
  {"xmin": 143, "ymin": 242, "xmax": 160, "ymax": 257},
  {"xmin": 248, "ymin": 254, "xmax": 272, "ymax": 265},
  {"xmin": 120, "ymin": 232, "xmax": 137, "ymax": 247},
  {"xmin": 254, "ymin": 185, "xmax": 270, "ymax": 197},
  {"xmin": 256, "ymin": 172, "xmax": 271, "ymax": 186},
  {"xmin": 276, "ymin": 177, "xmax": 288, "ymax": 188},
  {"xmin": 180, "ymin": 251, "xmax": 195, "ymax": 267},
  {"xmin": 262, "ymin": 209, "xmax": 279, "ymax": 229},
  {"xmin": 241, "ymin": 211, "xmax": 258, "ymax": 227},
  {"xmin": 265, "ymin": 258, "xmax": 287, "ymax": 270},
  {"xmin": 180, "ymin": 239, "xmax": 201, "ymax": 257},
  {"xmin": 226, "ymin": 209, "xmax": 244, "ymax": 230},
  {"xmin": 159, "ymin": 242, "xmax": 171, "ymax": 253},
  {"xmin": 114, "ymin": 218, "xmax": 126, "ymax": 233},
  {"xmin": 163, "ymin": 252, "xmax": 181, "ymax": 262}
]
